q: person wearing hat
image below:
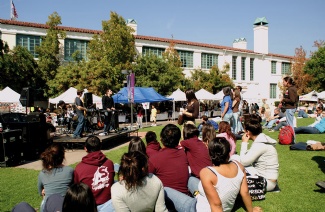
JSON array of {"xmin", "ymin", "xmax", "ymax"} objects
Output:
[{"xmin": 73, "ymin": 90, "xmax": 87, "ymax": 139}]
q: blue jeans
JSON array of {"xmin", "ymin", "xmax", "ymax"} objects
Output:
[
  {"xmin": 273, "ymin": 121, "xmax": 287, "ymax": 131},
  {"xmin": 294, "ymin": 127, "xmax": 321, "ymax": 134},
  {"xmin": 285, "ymin": 109, "xmax": 296, "ymax": 143},
  {"xmin": 298, "ymin": 110, "xmax": 308, "ymax": 118},
  {"xmin": 164, "ymin": 187, "xmax": 196, "ymax": 212},
  {"xmin": 232, "ymin": 112, "xmax": 240, "ymax": 133},
  {"xmin": 264, "ymin": 119, "xmax": 278, "ymax": 129},
  {"xmin": 187, "ymin": 176, "xmax": 200, "ymax": 195},
  {"xmin": 97, "ymin": 199, "xmax": 115, "ymax": 212},
  {"xmin": 223, "ymin": 112, "xmax": 233, "ymax": 124},
  {"xmin": 73, "ymin": 114, "xmax": 85, "ymax": 137}
]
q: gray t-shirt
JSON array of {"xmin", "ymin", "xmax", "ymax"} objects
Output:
[
  {"xmin": 37, "ymin": 166, "xmax": 74, "ymax": 200},
  {"xmin": 111, "ymin": 174, "xmax": 168, "ymax": 212}
]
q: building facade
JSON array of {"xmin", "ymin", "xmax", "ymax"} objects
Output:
[{"xmin": 0, "ymin": 17, "xmax": 293, "ymax": 103}]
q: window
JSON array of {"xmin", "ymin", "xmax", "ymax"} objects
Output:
[
  {"xmin": 177, "ymin": 50, "xmax": 193, "ymax": 68},
  {"xmin": 281, "ymin": 62, "xmax": 291, "ymax": 75},
  {"xmin": 270, "ymin": 83, "xmax": 277, "ymax": 99},
  {"xmin": 142, "ymin": 46, "xmax": 165, "ymax": 58},
  {"xmin": 232, "ymin": 56, "xmax": 237, "ymax": 80},
  {"xmin": 250, "ymin": 58, "xmax": 254, "ymax": 81},
  {"xmin": 241, "ymin": 57, "xmax": 246, "ymax": 80},
  {"xmin": 64, "ymin": 39, "xmax": 89, "ymax": 61},
  {"xmin": 271, "ymin": 61, "xmax": 277, "ymax": 74},
  {"xmin": 201, "ymin": 53, "xmax": 218, "ymax": 69},
  {"xmin": 16, "ymin": 34, "xmax": 42, "ymax": 58}
]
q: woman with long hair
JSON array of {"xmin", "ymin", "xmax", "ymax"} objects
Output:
[
  {"xmin": 217, "ymin": 121, "xmax": 236, "ymax": 156},
  {"xmin": 220, "ymin": 87, "xmax": 233, "ymax": 124},
  {"xmin": 201, "ymin": 123, "xmax": 216, "ymax": 146},
  {"xmin": 232, "ymin": 89, "xmax": 241, "ymax": 133},
  {"xmin": 196, "ymin": 137, "xmax": 255, "ymax": 212},
  {"xmin": 62, "ymin": 183, "xmax": 97, "ymax": 212},
  {"xmin": 281, "ymin": 76, "xmax": 298, "ymax": 143},
  {"xmin": 111, "ymin": 151, "xmax": 167, "ymax": 211},
  {"xmin": 128, "ymin": 136, "xmax": 147, "ymax": 156},
  {"xmin": 37, "ymin": 143, "xmax": 74, "ymax": 212},
  {"xmin": 182, "ymin": 89, "xmax": 199, "ymax": 125}
]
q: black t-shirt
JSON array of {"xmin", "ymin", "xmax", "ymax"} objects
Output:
[{"xmin": 102, "ymin": 95, "xmax": 114, "ymax": 110}]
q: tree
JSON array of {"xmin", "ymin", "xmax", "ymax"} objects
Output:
[
  {"xmin": 291, "ymin": 46, "xmax": 312, "ymax": 95},
  {"xmin": 37, "ymin": 12, "xmax": 66, "ymax": 96},
  {"xmin": 305, "ymin": 40, "xmax": 325, "ymax": 91},
  {"xmin": 86, "ymin": 12, "xmax": 137, "ymax": 95},
  {"xmin": 0, "ymin": 46, "xmax": 41, "ymax": 92}
]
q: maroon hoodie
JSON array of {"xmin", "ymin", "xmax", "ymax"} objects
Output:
[
  {"xmin": 74, "ymin": 151, "xmax": 115, "ymax": 205},
  {"xmin": 146, "ymin": 142, "xmax": 162, "ymax": 158}
]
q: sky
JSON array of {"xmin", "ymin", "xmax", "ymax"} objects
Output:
[{"xmin": 0, "ymin": 0, "xmax": 324, "ymax": 57}]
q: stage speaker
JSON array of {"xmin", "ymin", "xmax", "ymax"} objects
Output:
[
  {"xmin": 83, "ymin": 93, "xmax": 93, "ymax": 108},
  {"xmin": 19, "ymin": 87, "xmax": 34, "ymax": 107}
]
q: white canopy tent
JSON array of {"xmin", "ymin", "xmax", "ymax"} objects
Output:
[
  {"xmin": 214, "ymin": 90, "xmax": 224, "ymax": 100},
  {"xmin": 0, "ymin": 86, "xmax": 20, "ymax": 103},
  {"xmin": 167, "ymin": 88, "xmax": 186, "ymax": 101},
  {"xmin": 49, "ymin": 87, "xmax": 102, "ymax": 108},
  {"xmin": 243, "ymin": 85, "xmax": 267, "ymax": 104},
  {"xmin": 195, "ymin": 88, "xmax": 219, "ymax": 100},
  {"xmin": 317, "ymin": 91, "xmax": 325, "ymax": 99},
  {"xmin": 299, "ymin": 90, "xmax": 318, "ymax": 102}
]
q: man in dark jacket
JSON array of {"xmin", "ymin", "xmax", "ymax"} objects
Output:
[{"xmin": 74, "ymin": 136, "xmax": 115, "ymax": 212}]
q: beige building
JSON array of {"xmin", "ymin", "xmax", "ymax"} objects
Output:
[{"xmin": 0, "ymin": 17, "xmax": 293, "ymax": 103}]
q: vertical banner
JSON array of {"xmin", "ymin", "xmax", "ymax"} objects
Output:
[
  {"xmin": 130, "ymin": 73, "xmax": 135, "ymax": 103},
  {"xmin": 127, "ymin": 75, "xmax": 131, "ymax": 102}
]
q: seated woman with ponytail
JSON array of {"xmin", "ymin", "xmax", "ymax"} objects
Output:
[{"xmin": 111, "ymin": 151, "xmax": 167, "ymax": 211}]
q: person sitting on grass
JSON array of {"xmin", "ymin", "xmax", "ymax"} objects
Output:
[
  {"xmin": 217, "ymin": 121, "xmax": 236, "ymax": 156},
  {"xmin": 38, "ymin": 143, "xmax": 74, "ymax": 212},
  {"xmin": 180, "ymin": 124, "xmax": 212, "ymax": 196},
  {"xmin": 196, "ymin": 137, "xmax": 259, "ymax": 212},
  {"xmin": 112, "ymin": 151, "xmax": 168, "ymax": 211},
  {"xmin": 73, "ymin": 136, "xmax": 115, "ymax": 212},
  {"xmin": 264, "ymin": 107, "xmax": 285, "ymax": 129},
  {"xmin": 197, "ymin": 115, "xmax": 218, "ymax": 133},
  {"xmin": 62, "ymin": 183, "xmax": 98, "ymax": 212},
  {"xmin": 128, "ymin": 136, "xmax": 147, "ymax": 156},
  {"xmin": 295, "ymin": 111, "xmax": 325, "ymax": 134},
  {"xmin": 232, "ymin": 114, "xmax": 279, "ymax": 192},
  {"xmin": 145, "ymin": 131, "xmax": 161, "ymax": 158}
]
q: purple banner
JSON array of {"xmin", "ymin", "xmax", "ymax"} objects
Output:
[{"xmin": 130, "ymin": 73, "xmax": 135, "ymax": 103}]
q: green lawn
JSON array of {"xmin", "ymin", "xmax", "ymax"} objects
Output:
[{"xmin": 0, "ymin": 118, "xmax": 324, "ymax": 211}]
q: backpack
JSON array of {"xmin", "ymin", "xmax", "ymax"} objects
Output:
[{"xmin": 278, "ymin": 126, "xmax": 294, "ymax": 145}]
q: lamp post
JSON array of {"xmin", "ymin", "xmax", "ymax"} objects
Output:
[{"xmin": 122, "ymin": 69, "xmax": 135, "ymax": 129}]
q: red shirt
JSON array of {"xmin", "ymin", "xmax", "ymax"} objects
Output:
[
  {"xmin": 146, "ymin": 142, "xmax": 162, "ymax": 158},
  {"xmin": 180, "ymin": 137, "xmax": 212, "ymax": 178},
  {"xmin": 74, "ymin": 151, "xmax": 115, "ymax": 205},
  {"xmin": 148, "ymin": 147, "xmax": 189, "ymax": 194}
]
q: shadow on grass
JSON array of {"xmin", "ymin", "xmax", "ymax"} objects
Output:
[{"xmin": 311, "ymin": 155, "xmax": 325, "ymax": 174}]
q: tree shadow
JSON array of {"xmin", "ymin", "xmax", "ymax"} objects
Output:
[{"xmin": 311, "ymin": 155, "xmax": 325, "ymax": 174}]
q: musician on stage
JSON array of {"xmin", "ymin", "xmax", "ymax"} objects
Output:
[
  {"xmin": 73, "ymin": 90, "xmax": 87, "ymax": 139},
  {"xmin": 100, "ymin": 89, "xmax": 115, "ymax": 136},
  {"xmin": 53, "ymin": 100, "xmax": 67, "ymax": 126}
]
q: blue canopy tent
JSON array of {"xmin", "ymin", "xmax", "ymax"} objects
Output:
[
  {"xmin": 112, "ymin": 87, "xmax": 172, "ymax": 103},
  {"xmin": 112, "ymin": 87, "xmax": 172, "ymax": 128}
]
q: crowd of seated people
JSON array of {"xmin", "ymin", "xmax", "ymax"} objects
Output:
[{"xmin": 12, "ymin": 121, "xmax": 275, "ymax": 212}]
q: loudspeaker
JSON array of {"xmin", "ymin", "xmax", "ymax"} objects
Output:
[
  {"xmin": 83, "ymin": 93, "xmax": 93, "ymax": 108},
  {"xmin": 0, "ymin": 129, "xmax": 23, "ymax": 167},
  {"xmin": 19, "ymin": 87, "xmax": 34, "ymax": 107}
]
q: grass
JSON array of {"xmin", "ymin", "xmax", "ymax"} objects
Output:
[{"xmin": 0, "ymin": 119, "xmax": 324, "ymax": 211}]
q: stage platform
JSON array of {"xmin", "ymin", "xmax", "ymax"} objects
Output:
[{"xmin": 53, "ymin": 128, "xmax": 139, "ymax": 150}]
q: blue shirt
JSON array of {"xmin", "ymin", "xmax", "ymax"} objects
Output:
[{"xmin": 221, "ymin": 96, "xmax": 233, "ymax": 114}]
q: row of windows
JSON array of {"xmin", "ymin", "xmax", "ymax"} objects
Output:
[
  {"xmin": 16, "ymin": 34, "xmax": 89, "ymax": 61},
  {"xmin": 271, "ymin": 61, "xmax": 291, "ymax": 75},
  {"xmin": 232, "ymin": 56, "xmax": 255, "ymax": 81}
]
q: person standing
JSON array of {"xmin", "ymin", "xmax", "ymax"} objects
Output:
[
  {"xmin": 73, "ymin": 90, "xmax": 87, "ymax": 139},
  {"xmin": 74, "ymin": 136, "xmax": 115, "ymax": 212},
  {"xmin": 232, "ymin": 89, "xmax": 241, "ymax": 134},
  {"xmin": 100, "ymin": 89, "xmax": 115, "ymax": 135},
  {"xmin": 136, "ymin": 104, "xmax": 144, "ymax": 128},
  {"xmin": 221, "ymin": 87, "xmax": 233, "ymax": 124},
  {"xmin": 151, "ymin": 105, "xmax": 157, "ymax": 126},
  {"xmin": 281, "ymin": 76, "xmax": 298, "ymax": 143},
  {"xmin": 182, "ymin": 89, "xmax": 199, "ymax": 126}
]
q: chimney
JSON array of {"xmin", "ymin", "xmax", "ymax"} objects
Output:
[
  {"xmin": 253, "ymin": 17, "xmax": 269, "ymax": 54},
  {"xmin": 233, "ymin": 38, "xmax": 247, "ymax": 49},
  {"xmin": 126, "ymin": 19, "xmax": 137, "ymax": 35}
]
